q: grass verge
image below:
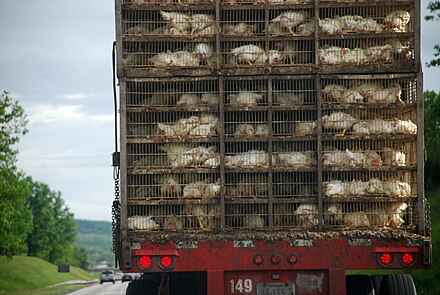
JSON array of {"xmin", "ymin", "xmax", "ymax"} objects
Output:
[{"xmin": 0, "ymin": 256, "xmax": 93, "ymax": 295}]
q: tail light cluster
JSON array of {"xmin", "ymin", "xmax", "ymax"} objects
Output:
[
  {"xmin": 377, "ymin": 252, "xmax": 416, "ymax": 267},
  {"xmin": 253, "ymin": 254, "xmax": 298, "ymax": 266},
  {"xmin": 137, "ymin": 255, "xmax": 175, "ymax": 271}
]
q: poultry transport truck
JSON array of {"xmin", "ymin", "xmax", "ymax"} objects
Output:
[{"xmin": 111, "ymin": 0, "xmax": 431, "ymax": 294}]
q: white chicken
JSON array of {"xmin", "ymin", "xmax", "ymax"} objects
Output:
[
  {"xmin": 367, "ymin": 178, "xmax": 384, "ymax": 194},
  {"xmin": 319, "ymin": 46, "xmax": 345, "ymax": 65},
  {"xmin": 172, "ymin": 51, "xmax": 201, "ymax": 67},
  {"xmin": 294, "ymin": 121, "xmax": 317, "ymax": 135},
  {"xmin": 295, "ymin": 203, "xmax": 319, "ymax": 227},
  {"xmin": 200, "ymin": 93, "xmax": 220, "ymax": 106},
  {"xmin": 225, "ymin": 150, "xmax": 269, "ymax": 168},
  {"xmin": 126, "ymin": 25, "xmax": 150, "ymax": 36},
  {"xmin": 324, "ymin": 180, "xmax": 349, "ymax": 198},
  {"xmin": 190, "ymin": 14, "xmax": 215, "ymax": 36},
  {"xmin": 159, "ymin": 175, "xmax": 181, "ymax": 198},
  {"xmin": 163, "ymin": 215, "xmax": 183, "ymax": 230},
  {"xmin": 384, "ymin": 10, "xmax": 411, "ymax": 33},
  {"xmin": 357, "ymin": 18, "xmax": 383, "ymax": 33},
  {"xmin": 183, "ymin": 180, "xmax": 221, "ymax": 199},
  {"xmin": 343, "ymin": 212, "xmax": 370, "ymax": 227},
  {"xmin": 322, "ymin": 112, "xmax": 357, "ymax": 132},
  {"xmin": 343, "ymin": 48, "xmax": 369, "ymax": 65},
  {"xmin": 227, "ymin": 91, "xmax": 264, "ymax": 106},
  {"xmin": 383, "ymin": 180, "xmax": 411, "ymax": 197},
  {"xmin": 339, "ymin": 89, "xmax": 364, "ymax": 104},
  {"xmin": 388, "ymin": 202, "xmax": 407, "ymax": 227},
  {"xmin": 347, "ymin": 180, "xmax": 369, "ymax": 195},
  {"xmin": 128, "ymin": 216, "xmax": 160, "ymax": 230},
  {"xmin": 353, "ymin": 83, "xmax": 382, "ymax": 101},
  {"xmin": 273, "ymin": 92, "xmax": 303, "ymax": 105},
  {"xmin": 245, "ymin": 215, "xmax": 265, "ymax": 228},
  {"xmin": 277, "ymin": 151, "xmax": 316, "ymax": 168},
  {"xmin": 222, "ymin": 23, "xmax": 256, "ymax": 36},
  {"xmin": 391, "ymin": 119, "xmax": 417, "ymax": 135},
  {"xmin": 366, "ymin": 84, "xmax": 402, "ymax": 104},
  {"xmin": 325, "ymin": 204, "xmax": 343, "ymax": 225},
  {"xmin": 352, "ymin": 120, "xmax": 394, "ymax": 135},
  {"xmin": 323, "ymin": 84, "xmax": 347, "ymax": 102},
  {"xmin": 364, "ymin": 45, "xmax": 394, "ymax": 63},
  {"xmin": 186, "ymin": 204, "xmax": 215, "ymax": 230},
  {"xmin": 383, "ymin": 148, "xmax": 406, "ymax": 167},
  {"xmin": 234, "ymin": 123, "xmax": 255, "ymax": 137},
  {"xmin": 296, "ymin": 21, "xmax": 314, "ymax": 36},
  {"xmin": 149, "ymin": 51, "xmax": 175, "ymax": 67},
  {"xmin": 271, "ymin": 11, "xmax": 308, "ymax": 35},
  {"xmin": 160, "ymin": 11, "xmax": 191, "ymax": 36},
  {"xmin": 338, "ymin": 15, "xmax": 363, "ymax": 32},
  {"xmin": 230, "ymin": 44, "xmax": 265, "ymax": 66},
  {"xmin": 319, "ymin": 18, "xmax": 342, "ymax": 34},
  {"xmin": 176, "ymin": 94, "xmax": 200, "ymax": 106},
  {"xmin": 193, "ymin": 43, "xmax": 214, "ymax": 64}
]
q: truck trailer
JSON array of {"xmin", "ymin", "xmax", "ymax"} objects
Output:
[{"xmin": 111, "ymin": 0, "xmax": 432, "ymax": 294}]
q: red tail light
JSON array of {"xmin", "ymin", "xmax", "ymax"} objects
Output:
[
  {"xmin": 400, "ymin": 253, "xmax": 415, "ymax": 266},
  {"xmin": 287, "ymin": 254, "xmax": 298, "ymax": 265},
  {"xmin": 138, "ymin": 255, "xmax": 153, "ymax": 270},
  {"xmin": 253, "ymin": 254, "xmax": 264, "ymax": 265},
  {"xmin": 378, "ymin": 253, "xmax": 393, "ymax": 267},
  {"xmin": 270, "ymin": 255, "xmax": 281, "ymax": 265},
  {"xmin": 159, "ymin": 255, "xmax": 174, "ymax": 270}
]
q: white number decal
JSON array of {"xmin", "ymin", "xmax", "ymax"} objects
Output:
[{"xmin": 230, "ymin": 279, "xmax": 253, "ymax": 293}]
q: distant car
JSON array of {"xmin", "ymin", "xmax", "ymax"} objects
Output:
[
  {"xmin": 100, "ymin": 269, "xmax": 116, "ymax": 284},
  {"xmin": 122, "ymin": 273, "xmax": 134, "ymax": 282}
]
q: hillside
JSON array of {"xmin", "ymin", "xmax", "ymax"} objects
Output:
[
  {"xmin": 74, "ymin": 219, "xmax": 113, "ymax": 269},
  {"xmin": 0, "ymin": 256, "xmax": 92, "ymax": 295}
]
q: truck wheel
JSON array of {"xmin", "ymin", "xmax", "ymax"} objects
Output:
[
  {"xmin": 371, "ymin": 275, "xmax": 384, "ymax": 295},
  {"xmin": 126, "ymin": 279, "xmax": 158, "ymax": 295},
  {"xmin": 346, "ymin": 275, "xmax": 374, "ymax": 295},
  {"xmin": 381, "ymin": 274, "xmax": 417, "ymax": 295}
]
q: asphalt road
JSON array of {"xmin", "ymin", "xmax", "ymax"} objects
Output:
[{"xmin": 66, "ymin": 281, "xmax": 129, "ymax": 295}]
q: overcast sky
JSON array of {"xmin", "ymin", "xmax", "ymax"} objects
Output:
[{"xmin": 0, "ymin": 0, "xmax": 439, "ymax": 221}]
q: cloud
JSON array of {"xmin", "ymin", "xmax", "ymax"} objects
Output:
[
  {"xmin": 63, "ymin": 93, "xmax": 92, "ymax": 100},
  {"xmin": 28, "ymin": 104, "xmax": 86, "ymax": 124}
]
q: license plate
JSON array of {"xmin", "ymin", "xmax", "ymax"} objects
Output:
[{"xmin": 257, "ymin": 283, "xmax": 295, "ymax": 295}]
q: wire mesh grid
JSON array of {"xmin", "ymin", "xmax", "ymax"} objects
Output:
[
  {"xmin": 123, "ymin": 9, "xmax": 217, "ymax": 38},
  {"xmin": 318, "ymin": 6, "xmax": 414, "ymax": 35},
  {"xmin": 322, "ymin": 199, "xmax": 416, "ymax": 229},
  {"xmin": 321, "ymin": 75, "xmax": 418, "ymax": 105},
  {"xmin": 225, "ymin": 202, "xmax": 268, "ymax": 229},
  {"xmin": 225, "ymin": 172, "xmax": 269, "ymax": 199},
  {"xmin": 225, "ymin": 111, "xmax": 269, "ymax": 138},
  {"xmin": 127, "ymin": 203, "xmax": 221, "ymax": 231},
  {"xmin": 322, "ymin": 169, "xmax": 417, "ymax": 199},
  {"xmin": 122, "ymin": 41, "xmax": 217, "ymax": 69},
  {"xmin": 321, "ymin": 107, "xmax": 417, "ymax": 137},
  {"xmin": 273, "ymin": 172, "xmax": 318, "ymax": 198},
  {"xmin": 125, "ymin": 79, "xmax": 219, "ymax": 108},
  {"xmin": 318, "ymin": 37, "xmax": 414, "ymax": 67}
]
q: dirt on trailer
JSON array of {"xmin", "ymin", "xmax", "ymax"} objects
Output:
[{"xmin": 127, "ymin": 228, "xmax": 425, "ymax": 245}]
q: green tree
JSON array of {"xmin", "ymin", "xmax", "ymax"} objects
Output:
[
  {"xmin": 426, "ymin": 2, "xmax": 440, "ymax": 67},
  {"xmin": 0, "ymin": 91, "xmax": 32, "ymax": 257},
  {"xmin": 424, "ymin": 90, "xmax": 440, "ymax": 190},
  {"xmin": 47, "ymin": 193, "xmax": 76, "ymax": 264},
  {"xmin": 71, "ymin": 246, "xmax": 89, "ymax": 270},
  {"xmin": 26, "ymin": 179, "xmax": 56, "ymax": 258}
]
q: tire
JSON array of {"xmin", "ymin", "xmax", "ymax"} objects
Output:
[
  {"xmin": 126, "ymin": 279, "xmax": 158, "ymax": 295},
  {"xmin": 100, "ymin": 281, "xmax": 103, "ymax": 285},
  {"xmin": 371, "ymin": 275, "xmax": 384, "ymax": 295},
  {"xmin": 346, "ymin": 275, "xmax": 375, "ymax": 295},
  {"xmin": 113, "ymin": 280, "xmax": 115, "ymax": 284},
  {"xmin": 382, "ymin": 274, "xmax": 417, "ymax": 295}
]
